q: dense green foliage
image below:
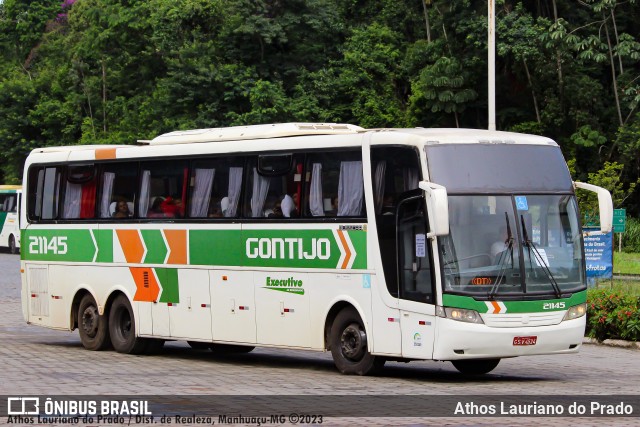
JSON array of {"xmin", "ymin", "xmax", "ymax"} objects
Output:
[
  {"xmin": 620, "ymin": 218, "xmax": 640, "ymax": 252},
  {"xmin": 1, "ymin": 0, "xmax": 640, "ymax": 217},
  {"xmin": 587, "ymin": 287, "xmax": 640, "ymax": 342}
]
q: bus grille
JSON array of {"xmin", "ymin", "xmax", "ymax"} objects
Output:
[{"xmin": 481, "ymin": 311, "xmax": 565, "ymax": 327}]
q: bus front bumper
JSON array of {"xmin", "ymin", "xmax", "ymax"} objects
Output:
[{"xmin": 432, "ymin": 316, "xmax": 586, "ymax": 360}]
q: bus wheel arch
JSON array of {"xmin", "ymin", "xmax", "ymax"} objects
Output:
[
  {"xmin": 324, "ymin": 301, "xmax": 355, "ymax": 351},
  {"xmin": 76, "ymin": 291, "xmax": 111, "ymax": 351},
  {"xmin": 327, "ymin": 305, "xmax": 384, "ymax": 375}
]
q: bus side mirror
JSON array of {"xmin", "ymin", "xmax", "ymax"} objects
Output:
[
  {"xmin": 573, "ymin": 181, "xmax": 613, "ymax": 234},
  {"xmin": 419, "ymin": 181, "xmax": 449, "ymax": 237}
]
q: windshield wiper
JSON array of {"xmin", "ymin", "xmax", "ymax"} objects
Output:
[
  {"xmin": 489, "ymin": 212, "xmax": 514, "ymax": 299},
  {"xmin": 520, "ymin": 214, "xmax": 563, "ymax": 298}
]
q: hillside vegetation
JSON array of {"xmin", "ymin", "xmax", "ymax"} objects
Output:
[{"xmin": 1, "ymin": 0, "xmax": 640, "ymax": 217}]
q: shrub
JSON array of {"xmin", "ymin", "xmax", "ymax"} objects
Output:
[
  {"xmin": 622, "ymin": 217, "xmax": 640, "ymax": 253},
  {"xmin": 586, "ymin": 288, "xmax": 640, "ymax": 342}
]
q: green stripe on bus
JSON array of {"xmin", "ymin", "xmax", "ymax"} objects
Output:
[
  {"xmin": 0, "ymin": 213, "xmax": 7, "ymax": 234},
  {"xmin": 22, "ymin": 229, "xmax": 96, "ymax": 262},
  {"xmin": 442, "ymin": 290, "xmax": 587, "ymax": 313},
  {"xmin": 141, "ymin": 230, "xmax": 167, "ymax": 264},
  {"xmin": 95, "ymin": 229, "xmax": 113, "ymax": 263},
  {"xmin": 189, "ymin": 229, "xmax": 367, "ymax": 269},
  {"xmin": 22, "ymin": 227, "xmax": 367, "ymax": 270},
  {"xmin": 157, "ymin": 268, "xmax": 179, "ymax": 303},
  {"xmin": 189, "ymin": 230, "xmax": 243, "ymax": 266}
]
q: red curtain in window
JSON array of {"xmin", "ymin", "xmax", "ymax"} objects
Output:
[{"xmin": 80, "ymin": 180, "xmax": 96, "ymax": 218}]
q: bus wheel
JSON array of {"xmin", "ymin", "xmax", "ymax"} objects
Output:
[
  {"xmin": 9, "ymin": 235, "xmax": 17, "ymax": 254},
  {"xmin": 109, "ymin": 294, "xmax": 147, "ymax": 354},
  {"xmin": 330, "ymin": 308, "xmax": 384, "ymax": 375},
  {"xmin": 78, "ymin": 294, "xmax": 110, "ymax": 351},
  {"xmin": 451, "ymin": 359, "xmax": 500, "ymax": 375},
  {"xmin": 210, "ymin": 344, "xmax": 255, "ymax": 353}
]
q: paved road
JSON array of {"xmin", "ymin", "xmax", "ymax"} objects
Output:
[{"xmin": 1, "ymin": 252, "xmax": 638, "ymax": 426}]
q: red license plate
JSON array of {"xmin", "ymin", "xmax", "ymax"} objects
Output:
[{"xmin": 513, "ymin": 336, "xmax": 537, "ymax": 346}]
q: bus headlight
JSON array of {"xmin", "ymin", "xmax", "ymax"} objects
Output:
[
  {"xmin": 562, "ymin": 303, "xmax": 587, "ymax": 321},
  {"xmin": 436, "ymin": 306, "xmax": 484, "ymax": 324}
]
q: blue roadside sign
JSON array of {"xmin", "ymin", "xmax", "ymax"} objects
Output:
[{"xmin": 583, "ymin": 228, "xmax": 613, "ymax": 282}]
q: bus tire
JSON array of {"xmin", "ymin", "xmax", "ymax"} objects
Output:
[
  {"xmin": 78, "ymin": 293, "xmax": 110, "ymax": 351},
  {"xmin": 109, "ymin": 294, "xmax": 147, "ymax": 354},
  {"xmin": 210, "ymin": 344, "xmax": 255, "ymax": 353},
  {"xmin": 9, "ymin": 235, "xmax": 17, "ymax": 254},
  {"xmin": 451, "ymin": 358, "xmax": 500, "ymax": 375},
  {"xmin": 329, "ymin": 307, "xmax": 384, "ymax": 375}
]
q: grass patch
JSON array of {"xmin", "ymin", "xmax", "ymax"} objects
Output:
[{"xmin": 613, "ymin": 252, "xmax": 640, "ymax": 275}]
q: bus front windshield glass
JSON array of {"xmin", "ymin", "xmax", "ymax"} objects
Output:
[{"xmin": 440, "ymin": 194, "xmax": 584, "ymax": 297}]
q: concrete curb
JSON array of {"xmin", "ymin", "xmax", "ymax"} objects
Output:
[{"xmin": 583, "ymin": 336, "xmax": 640, "ymax": 349}]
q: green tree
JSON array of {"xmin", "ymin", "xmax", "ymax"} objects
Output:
[
  {"xmin": 577, "ymin": 161, "xmax": 639, "ymax": 222},
  {"xmin": 408, "ymin": 56, "xmax": 477, "ymax": 127}
]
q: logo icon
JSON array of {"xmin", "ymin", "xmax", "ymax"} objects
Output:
[
  {"xmin": 8, "ymin": 397, "xmax": 39, "ymax": 415},
  {"xmin": 413, "ymin": 333, "xmax": 422, "ymax": 347}
]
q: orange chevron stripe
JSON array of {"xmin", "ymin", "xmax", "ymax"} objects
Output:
[
  {"xmin": 336, "ymin": 230, "xmax": 352, "ymax": 269},
  {"xmin": 164, "ymin": 229, "xmax": 187, "ymax": 264},
  {"xmin": 130, "ymin": 267, "xmax": 160, "ymax": 302},
  {"xmin": 116, "ymin": 229, "xmax": 145, "ymax": 263},
  {"xmin": 491, "ymin": 301, "xmax": 501, "ymax": 314}
]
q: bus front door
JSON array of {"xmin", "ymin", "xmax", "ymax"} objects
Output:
[{"xmin": 397, "ymin": 195, "xmax": 436, "ymax": 359}]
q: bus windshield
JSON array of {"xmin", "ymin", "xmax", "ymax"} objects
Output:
[{"xmin": 440, "ymin": 194, "xmax": 585, "ymax": 297}]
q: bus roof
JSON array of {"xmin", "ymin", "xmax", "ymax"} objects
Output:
[
  {"xmin": 25, "ymin": 124, "xmax": 558, "ymax": 161},
  {"xmin": 371, "ymin": 128, "xmax": 558, "ymax": 146},
  {"xmin": 149, "ymin": 123, "xmax": 366, "ymax": 145},
  {"xmin": 149, "ymin": 124, "xmax": 557, "ymax": 147}
]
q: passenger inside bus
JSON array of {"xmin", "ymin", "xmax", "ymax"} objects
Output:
[
  {"xmin": 159, "ymin": 196, "xmax": 183, "ymax": 218},
  {"xmin": 268, "ymin": 201, "xmax": 283, "ymax": 218},
  {"xmin": 111, "ymin": 199, "xmax": 132, "ymax": 218},
  {"xmin": 490, "ymin": 225, "xmax": 509, "ymax": 260},
  {"xmin": 208, "ymin": 198, "xmax": 224, "ymax": 217},
  {"xmin": 147, "ymin": 196, "xmax": 165, "ymax": 218}
]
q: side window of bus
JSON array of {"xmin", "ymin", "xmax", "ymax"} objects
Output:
[
  {"xmin": 305, "ymin": 151, "xmax": 365, "ymax": 218},
  {"xmin": 139, "ymin": 160, "xmax": 188, "ymax": 219},
  {"xmin": 0, "ymin": 194, "xmax": 15, "ymax": 212},
  {"xmin": 371, "ymin": 147, "xmax": 422, "ymax": 297},
  {"xmin": 98, "ymin": 163, "xmax": 138, "ymax": 219},
  {"xmin": 61, "ymin": 164, "xmax": 97, "ymax": 220},
  {"xmin": 371, "ymin": 147, "xmax": 421, "ymax": 216},
  {"xmin": 189, "ymin": 157, "xmax": 245, "ymax": 218},
  {"xmin": 28, "ymin": 166, "xmax": 62, "ymax": 221},
  {"xmin": 244, "ymin": 154, "xmax": 302, "ymax": 219}
]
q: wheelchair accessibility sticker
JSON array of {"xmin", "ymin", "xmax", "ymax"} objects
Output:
[{"xmin": 515, "ymin": 196, "xmax": 529, "ymax": 211}]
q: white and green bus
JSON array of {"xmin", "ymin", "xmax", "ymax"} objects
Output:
[
  {"xmin": 1, "ymin": 185, "xmax": 21, "ymax": 254},
  {"xmin": 20, "ymin": 123, "xmax": 612, "ymax": 375}
]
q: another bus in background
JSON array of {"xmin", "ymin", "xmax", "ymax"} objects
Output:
[{"xmin": 0, "ymin": 185, "xmax": 21, "ymax": 254}]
